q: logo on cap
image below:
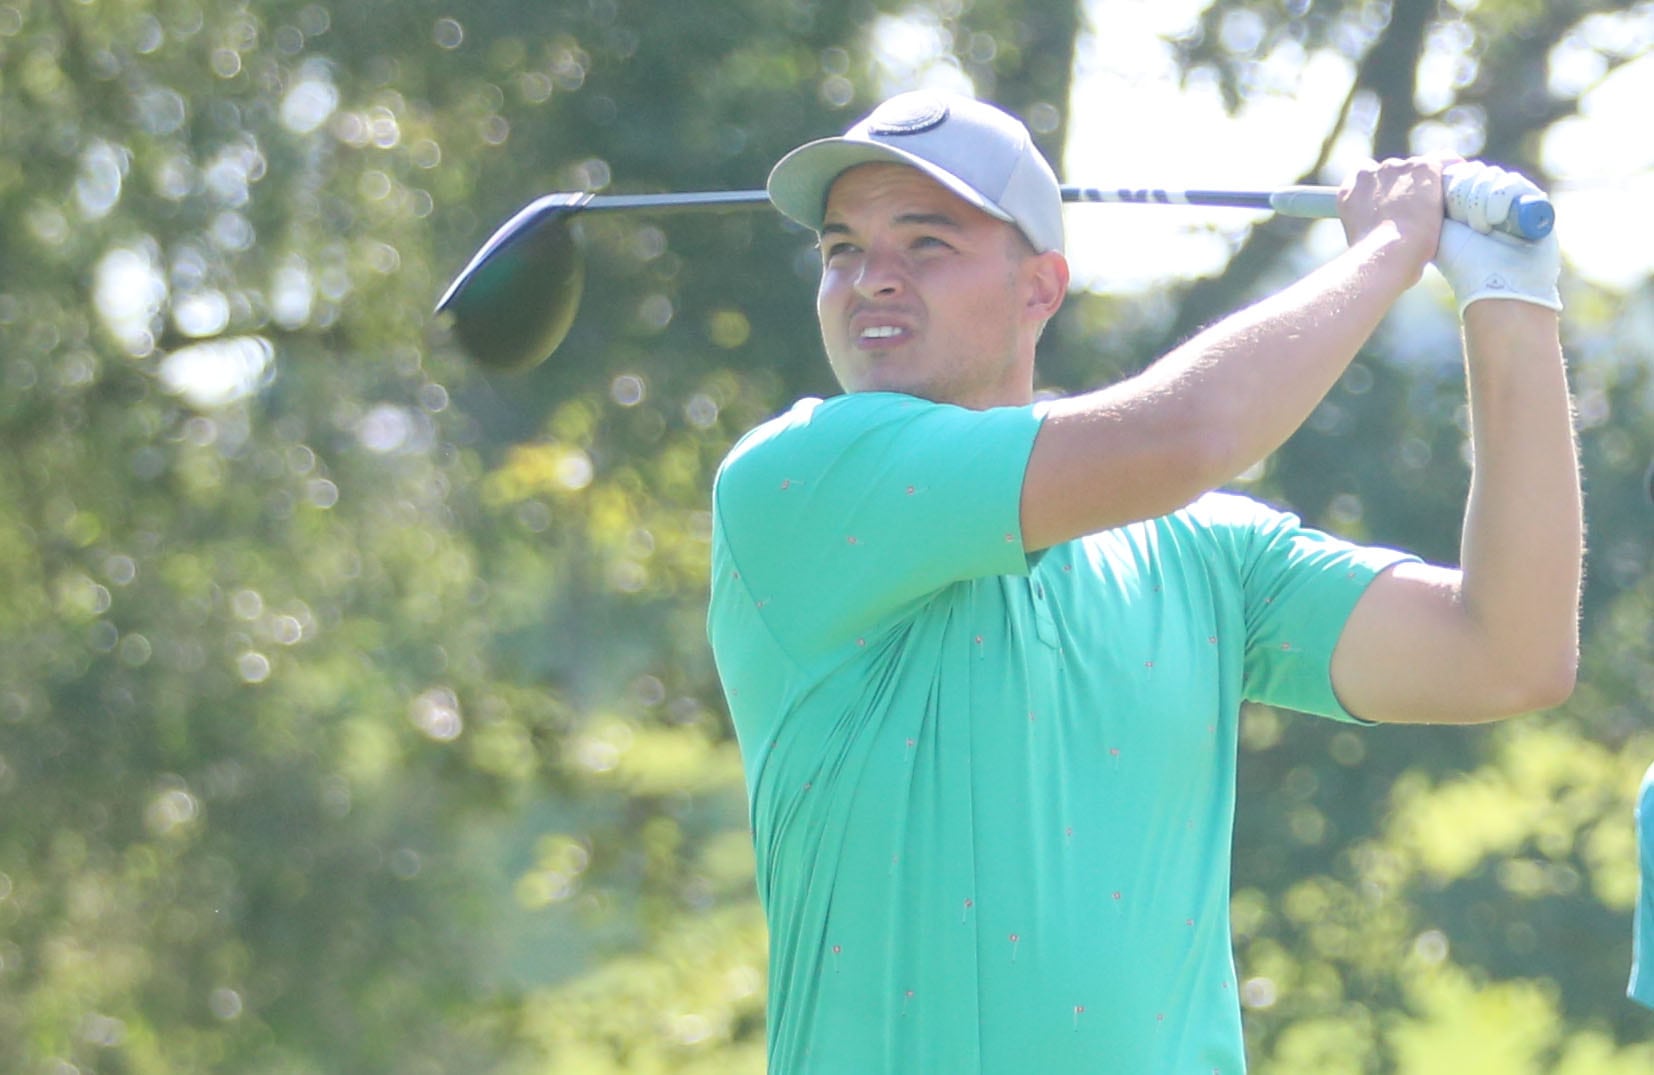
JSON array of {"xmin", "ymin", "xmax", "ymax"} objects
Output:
[{"xmin": 866, "ymin": 95, "xmax": 949, "ymax": 136}]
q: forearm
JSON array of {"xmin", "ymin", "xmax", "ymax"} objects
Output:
[
  {"xmin": 1023, "ymin": 226, "xmax": 1424, "ymax": 548},
  {"xmin": 1458, "ymin": 301, "xmax": 1582, "ymax": 702}
]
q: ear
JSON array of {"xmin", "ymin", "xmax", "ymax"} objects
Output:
[{"xmin": 1024, "ymin": 250, "xmax": 1069, "ymax": 324}]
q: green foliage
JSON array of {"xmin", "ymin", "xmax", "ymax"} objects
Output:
[{"xmin": 0, "ymin": 0, "xmax": 1649, "ymax": 1072}]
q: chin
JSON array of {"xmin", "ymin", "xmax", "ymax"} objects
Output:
[{"xmin": 851, "ymin": 377, "xmax": 940, "ymax": 402}]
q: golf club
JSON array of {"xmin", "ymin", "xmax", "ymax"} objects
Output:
[{"xmin": 434, "ymin": 182, "xmax": 1555, "ymax": 373}]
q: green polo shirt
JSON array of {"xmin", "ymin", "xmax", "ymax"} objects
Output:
[{"xmin": 708, "ymin": 392, "xmax": 1411, "ymax": 1073}]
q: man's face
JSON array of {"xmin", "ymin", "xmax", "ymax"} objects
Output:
[{"xmin": 816, "ymin": 163, "xmax": 1048, "ymax": 409}]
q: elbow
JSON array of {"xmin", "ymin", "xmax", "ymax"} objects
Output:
[
  {"xmin": 1495, "ymin": 648, "xmax": 1579, "ymax": 717},
  {"xmin": 1141, "ymin": 427, "xmax": 1243, "ymax": 518},
  {"xmin": 1529, "ymin": 651, "xmax": 1580, "ymax": 711},
  {"xmin": 1184, "ymin": 421, "xmax": 1253, "ymax": 496},
  {"xmin": 1177, "ymin": 386, "xmax": 1271, "ymax": 493}
]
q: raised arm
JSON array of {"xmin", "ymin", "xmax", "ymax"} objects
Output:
[
  {"xmin": 1021, "ymin": 160, "xmax": 1445, "ymax": 550},
  {"xmin": 1021, "ymin": 157, "xmax": 1582, "ymax": 723},
  {"xmin": 1330, "ymin": 248, "xmax": 1581, "ymax": 723}
]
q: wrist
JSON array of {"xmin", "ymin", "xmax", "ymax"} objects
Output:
[
  {"xmin": 1462, "ymin": 299, "xmax": 1561, "ymax": 339},
  {"xmin": 1352, "ymin": 223, "xmax": 1433, "ymax": 293}
]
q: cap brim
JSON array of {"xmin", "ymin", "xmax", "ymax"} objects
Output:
[{"xmin": 767, "ymin": 137, "xmax": 1015, "ymax": 233}]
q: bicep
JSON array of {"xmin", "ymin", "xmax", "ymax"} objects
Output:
[{"xmin": 1330, "ymin": 561, "xmax": 1531, "ymax": 724}]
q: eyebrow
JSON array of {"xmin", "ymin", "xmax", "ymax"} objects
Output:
[{"xmin": 819, "ymin": 210, "xmax": 965, "ymax": 237}]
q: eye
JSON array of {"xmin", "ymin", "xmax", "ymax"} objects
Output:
[{"xmin": 820, "ymin": 239, "xmax": 859, "ymax": 262}]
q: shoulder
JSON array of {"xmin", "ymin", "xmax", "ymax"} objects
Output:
[
  {"xmin": 714, "ymin": 396, "xmax": 863, "ymax": 507},
  {"xmin": 1146, "ymin": 491, "xmax": 1360, "ymax": 585},
  {"xmin": 711, "ymin": 394, "xmax": 915, "ymax": 528},
  {"xmin": 721, "ymin": 393, "xmax": 947, "ymax": 460},
  {"xmin": 1148, "ymin": 491, "xmax": 1300, "ymax": 558},
  {"xmin": 1178, "ymin": 490, "xmax": 1299, "ymax": 530},
  {"xmin": 715, "ymin": 392, "xmax": 1028, "ymax": 494}
]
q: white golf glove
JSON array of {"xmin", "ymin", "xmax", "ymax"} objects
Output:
[{"xmin": 1433, "ymin": 161, "xmax": 1561, "ymax": 315}]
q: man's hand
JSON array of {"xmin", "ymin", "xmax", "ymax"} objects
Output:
[
  {"xmin": 1434, "ymin": 162, "xmax": 1562, "ymax": 315},
  {"xmin": 1337, "ymin": 156, "xmax": 1449, "ymax": 283}
]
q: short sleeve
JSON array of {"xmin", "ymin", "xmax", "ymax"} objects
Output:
[
  {"xmin": 711, "ymin": 392, "xmax": 1044, "ymax": 661},
  {"xmin": 1196, "ymin": 494, "xmax": 1417, "ymax": 722}
]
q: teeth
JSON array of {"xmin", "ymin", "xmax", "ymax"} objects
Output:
[{"xmin": 861, "ymin": 326, "xmax": 903, "ymax": 339}]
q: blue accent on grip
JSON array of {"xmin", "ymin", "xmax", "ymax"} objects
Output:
[{"xmin": 1509, "ymin": 195, "xmax": 1555, "ymax": 241}]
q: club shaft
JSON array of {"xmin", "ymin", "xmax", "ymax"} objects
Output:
[
  {"xmin": 572, "ymin": 190, "xmax": 770, "ymax": 213},
  {"xmin": 1064, "ymin": 185, "xmax": 1366, "ymax": 228},
  {"xmin": 565, "ymin": 183, "xmax": 1552, "ymax": 239},
  {"xmin": 568, "ymin": 186, "xmax": 1320, "ymax": 215}
]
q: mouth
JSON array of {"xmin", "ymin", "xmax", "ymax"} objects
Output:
[{"xmin": 850, "ymin": 315, "xmax": 916, "ymax": 349}]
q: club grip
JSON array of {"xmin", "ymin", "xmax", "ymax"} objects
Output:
[
  {"xmin": 1444, "ymin": 162, "xmax": 1556, "ymax": 241},
  {"xmin": 1501, "ymin": 195, "xmax": 1555, "ymax": 241},
  {"xmin": 1268, "ymin": 185, "xmax": 1553, "ymax": 241}
]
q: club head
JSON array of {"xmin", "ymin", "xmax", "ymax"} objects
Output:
[{"xmin": 434, "ymin": 192, "xmax": 592, "ymax": 372}]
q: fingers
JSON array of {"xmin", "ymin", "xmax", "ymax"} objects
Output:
[
  {"xmin": 1337, "ymin": 155, "xmax": 1449, "ymax": 254},
  {"xmin": 1345, "ymin": 156, "xmax": 1549, "ymax": 245},
  {"xmin": 1444, "ymin": 161, "xmax": 1542, "ymax": 234}
]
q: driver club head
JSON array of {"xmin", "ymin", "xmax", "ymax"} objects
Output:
[{"xmin": 434, "ymin": 193, "xmax": 591, "ymax": 372}]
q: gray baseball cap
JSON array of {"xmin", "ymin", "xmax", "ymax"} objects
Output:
[{"xmin": 767, "ymin": 91, "xmax": 1065, "ymax": 254}]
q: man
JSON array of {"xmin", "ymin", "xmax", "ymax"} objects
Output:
[
  {"xmin": 707, "ymin": 91, "xmax": 1581, "ymax": 1072},
  {"xmin": 1631, "ymin": 762, "xmax": 1654, "ymax": 1009}
]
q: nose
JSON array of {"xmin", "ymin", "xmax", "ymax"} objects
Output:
[{"xmin": 852, "ymin": 244, "xmax": 905, "ymax": 300}]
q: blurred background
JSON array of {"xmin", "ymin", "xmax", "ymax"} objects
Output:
[{"xmin": 1, "ymin": 0, "xmax": 1651, "ymax": 1071}]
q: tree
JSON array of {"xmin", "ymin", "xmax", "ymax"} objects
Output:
[{"xmin": 0, "ymin": 0, "xmax": 1648, "ymax": 1071}]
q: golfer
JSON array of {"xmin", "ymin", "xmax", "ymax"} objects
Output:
[{"xmin": 707, "ymin": 91, "xmax": 1582, "ymax": 1072}]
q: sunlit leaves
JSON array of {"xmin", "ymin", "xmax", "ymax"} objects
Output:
[
  {"xmin": 1385, "ymin": 724, "xmax": 1611, "ymax": 881},
  {"xmin": 1390, "ymin": 960, "xmax": 1563, "ymax": 1074},
  {"xmin": 516, "ymin": 903, "xmax": 769, "ymax": 1075},
  {"xmin": 2, "ymin": 0, "xmax": 1652, "ymax": 1072}
]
